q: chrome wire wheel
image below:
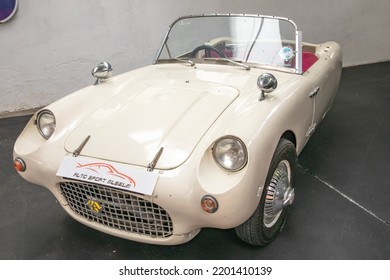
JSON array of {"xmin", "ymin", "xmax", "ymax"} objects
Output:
[{"xmin": 263, "ymin": 160, "xmax": 295, "ymax": 228}]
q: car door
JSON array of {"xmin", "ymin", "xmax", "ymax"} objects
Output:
[{"xmin": 304, "ymin": 60, "xmax": 340, "ymax": 138}]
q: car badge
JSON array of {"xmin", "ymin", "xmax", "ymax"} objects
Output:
[{"xmin": 86, "ymin": 198, "xmax": 103, "ymax": 215}]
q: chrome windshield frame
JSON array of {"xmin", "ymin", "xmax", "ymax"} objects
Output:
[{"xmin": 154, "ymin": 14, "xmax": 302, "ymax": 74}]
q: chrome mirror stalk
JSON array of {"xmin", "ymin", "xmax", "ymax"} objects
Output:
[
  {"xmin": 91, "ymin": 62, "xmax": 113, "ymax": 85},
  {"xmin": 257, "ymin": 73, "xmax": 278, "ymax": 101}
]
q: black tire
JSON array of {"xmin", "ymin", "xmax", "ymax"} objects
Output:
[{"xmin": 235, "ymin": 138, "xmax": 297, "ymax": 246}]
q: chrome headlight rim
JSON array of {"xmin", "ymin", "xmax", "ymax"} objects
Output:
[
  {"xmin": 36, "ymin": 109, "xmax": 56, "ymax": 140},
  {"xmin": 212, "ymin": 135, "xmax": 248, "ymax": 172}
]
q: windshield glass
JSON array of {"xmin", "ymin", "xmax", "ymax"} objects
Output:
[{"xmin": 156, "ymin": 15, "xmax": 300, "ymax": 72}]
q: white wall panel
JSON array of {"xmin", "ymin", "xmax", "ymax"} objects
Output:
[{"xmin": 1, "ymin": 0, "xmax": 389, "ymax": 114}]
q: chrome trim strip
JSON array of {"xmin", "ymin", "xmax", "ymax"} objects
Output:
[{"xmin": 296, "ymin": 30, "xmax": 303, "ymax": 74}]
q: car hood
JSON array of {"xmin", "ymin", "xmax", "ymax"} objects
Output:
[{"xmin": 64, "ymin": 75, "xmax": 239, "ymax": 170}]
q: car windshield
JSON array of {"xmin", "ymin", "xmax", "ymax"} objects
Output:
[{"xmin": 156, "ymin": 15, "xmax": 301, "ymax": 73}]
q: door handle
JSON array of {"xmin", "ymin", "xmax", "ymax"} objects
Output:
[{"xmin": 309, "ymin": 87, "xmax": 320, "ymax": 98}]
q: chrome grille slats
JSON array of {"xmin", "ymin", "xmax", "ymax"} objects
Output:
[{"xmin": 59, "ymin": 181, "xmax": 173, "ymax": 238}]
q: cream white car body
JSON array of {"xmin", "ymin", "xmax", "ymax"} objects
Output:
[{"xmin": 14, "ymin": 14, "xmax": 342, "ymax": 245}]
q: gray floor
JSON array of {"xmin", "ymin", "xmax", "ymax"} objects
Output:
[{"xmin": 1, "ymin": 62, "xmax": 389, "ymax": 260}]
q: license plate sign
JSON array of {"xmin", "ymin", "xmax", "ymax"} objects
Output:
[{"xmin": 56, "ymin": 155, "xmax": 158, "ymax": 195}]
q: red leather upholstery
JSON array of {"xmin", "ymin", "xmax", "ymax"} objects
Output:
[{"xmin": 302, "ymin": 52, "xmax": 318, "ymax": 72}]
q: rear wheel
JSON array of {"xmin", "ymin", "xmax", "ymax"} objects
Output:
[{"xmin": 235, "ymin": 139, "xmax": 297, "ymax": 246}]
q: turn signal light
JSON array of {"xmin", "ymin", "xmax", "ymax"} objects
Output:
[
  {"xmin": 201, "ymin": 195, "xmax": 218, "ymax": 213},
  {"xmin": 14, "ymin": 157, "xmax": 26, "ymax": 172}
]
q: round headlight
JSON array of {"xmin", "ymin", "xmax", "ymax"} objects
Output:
[
  {"xmin": 36, "ymin": 110, "xmax": 56, "ymax": 139},
  {"xmin": 212, "ymin": 136, "xmax": 248, "ymax": 171}
]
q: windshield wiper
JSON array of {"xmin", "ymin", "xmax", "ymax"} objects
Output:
[
  {"xmin": 219, "ymin": 58, "xmax": 251, "ymax": 70},
  {"xmin": 171, "ymin": 57, "xmax": 250, "ymax": 70},
  {"xmin": 174, "ymin": 57, "xmax": 195, "ymax": 67}
]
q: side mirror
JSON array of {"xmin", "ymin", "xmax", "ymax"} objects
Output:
[
  {"xmin": 257, "ymin": 73, "xmax": 277, "ymax": 101},
  {"xmin": 91, "ymin": 62, "xmax": 113, "ymax": 85}
]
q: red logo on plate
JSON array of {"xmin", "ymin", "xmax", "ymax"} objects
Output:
[{"xmin": 76, "ymin": 162, "xmax": 136, "ymax": 187}]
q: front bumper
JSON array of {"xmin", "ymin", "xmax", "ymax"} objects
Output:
[{"xmin": 14, "ymin": 129, "xmax": 263, "ymax": 245}]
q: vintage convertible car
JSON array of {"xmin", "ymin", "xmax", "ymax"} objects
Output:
[{"xmin": 13, "ymin": 14, "xmax": 342, "ymax": 246}]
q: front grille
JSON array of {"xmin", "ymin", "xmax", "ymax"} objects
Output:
[{"xmin": 60, "ymin": 181, "xmax": 173, "ymax": 238}]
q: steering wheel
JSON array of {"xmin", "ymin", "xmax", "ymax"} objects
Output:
[{"xmin": 190, "ymin": 45, "xmax": 227, "ymax": 59}]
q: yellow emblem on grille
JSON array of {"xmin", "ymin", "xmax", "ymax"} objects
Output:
[{"xmin": 87, "ymin": 199, "xmax": 102, "ymax": 214}]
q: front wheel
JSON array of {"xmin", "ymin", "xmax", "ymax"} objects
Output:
[{"xmin": 235, "ymin": 139, "xmax": 297, "ymax": 246}]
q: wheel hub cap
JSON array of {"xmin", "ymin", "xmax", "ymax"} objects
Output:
[{"xmin": 264, "ymin": 160, "xmax": 294, "ymax": 227}]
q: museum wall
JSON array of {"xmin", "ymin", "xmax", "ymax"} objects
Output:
[{"xmin": 1, "ymin": 0, "xmax": 389, "ymax": 115}]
